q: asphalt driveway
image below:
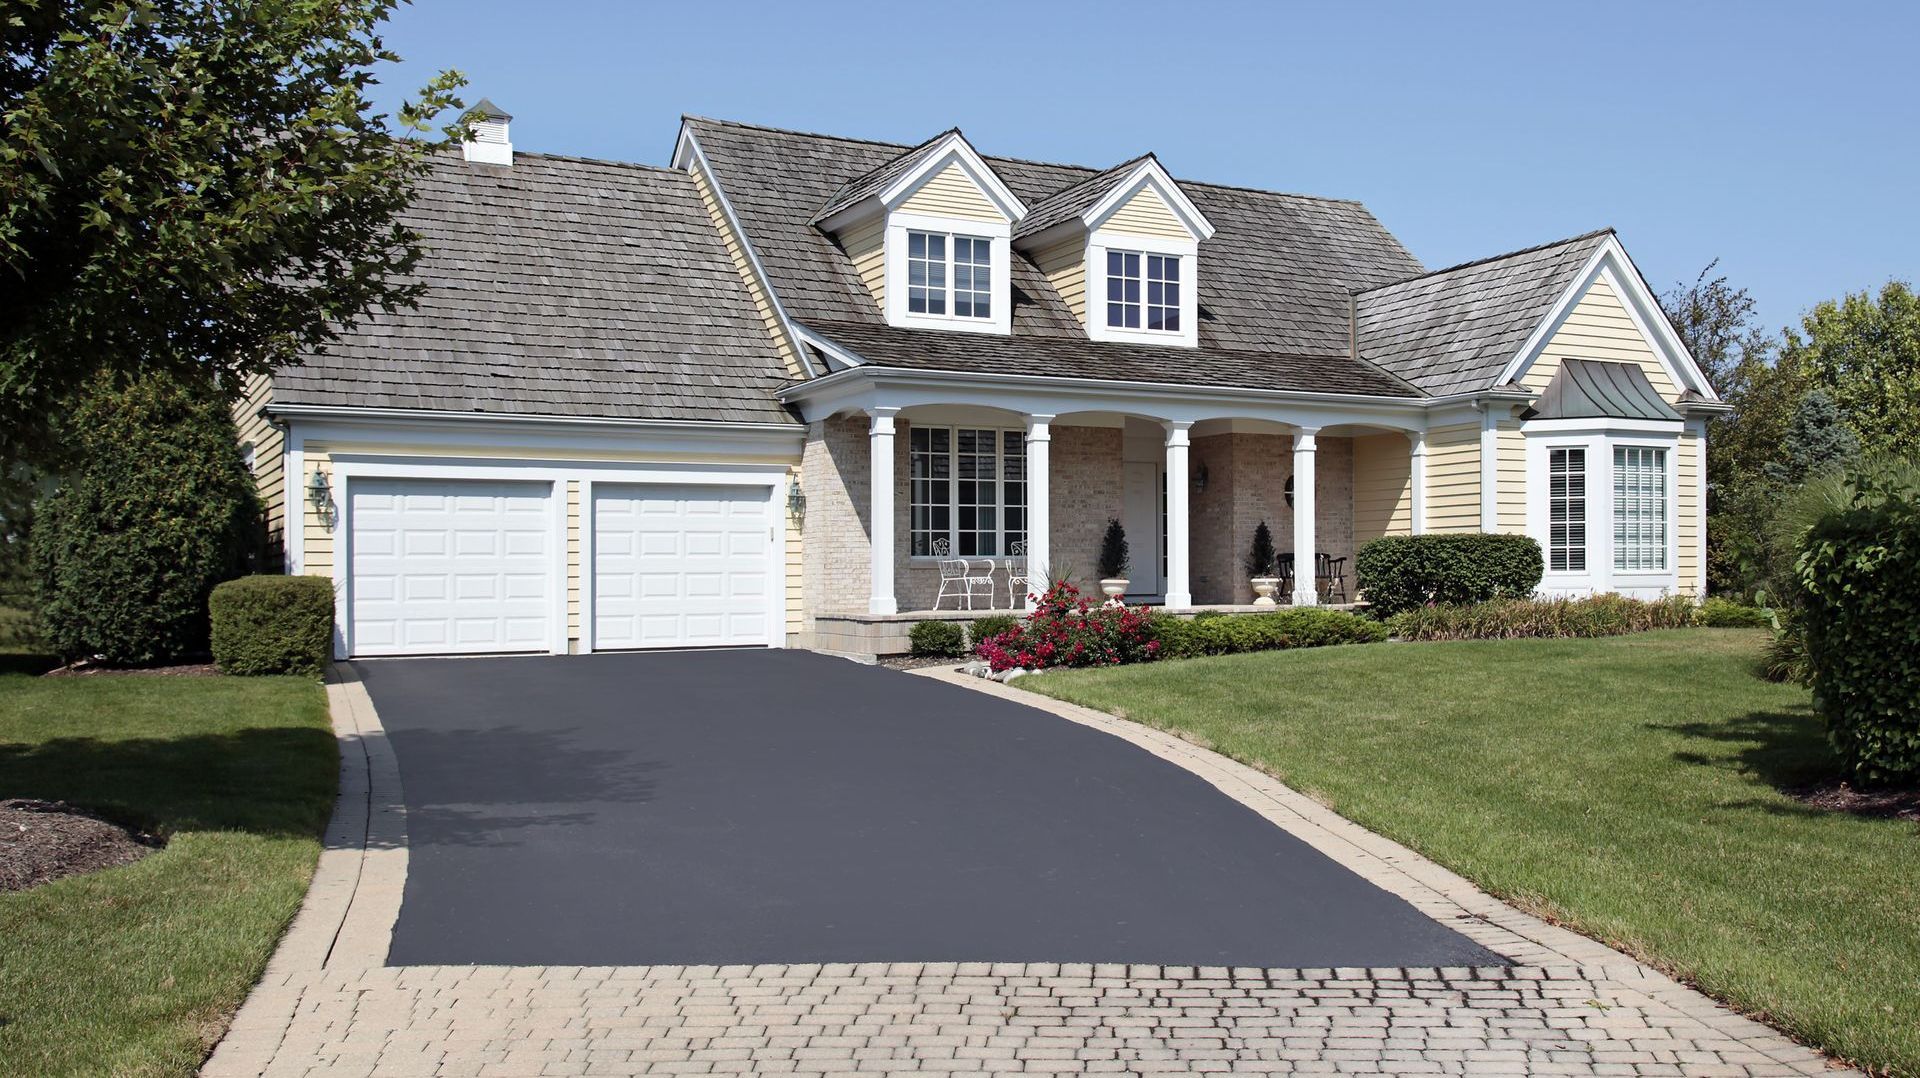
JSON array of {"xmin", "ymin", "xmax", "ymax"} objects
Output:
[{"xmin": 357, "ymin": 649, "xmax": 1501, "ymax": 968}]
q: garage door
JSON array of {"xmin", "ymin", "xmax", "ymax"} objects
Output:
[
  {"xmin": 592, "ymin": 483, "xmax": 772, "ymax": 650},
  {"xmin": 349, "ymin": 478, "xmax": 554, "ymax": 656}
]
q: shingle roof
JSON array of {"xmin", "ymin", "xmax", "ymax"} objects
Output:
[
  {"xmin": 685, "ymin": 117, "xmax": 1426, "ymax": 397},
  {"xmin": 808, "ymin": 128, "xmax": 959, "ymax": 224},
  {"xmin": 1011, "ymin": 154, "xmax": 1152, "ymax": 240},
  {"xmin": 274, "ymin": 151, "xmax": 795, "ymax": 424},
  {"xmin": 1524, "ymin": 359, "xmax": 1680, "ymax": 421},
  {"xmin": 1354, "ymin": 229, "xmax": 1611, "ymax": 397}
]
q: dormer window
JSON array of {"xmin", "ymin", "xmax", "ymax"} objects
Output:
[
  {"xmin": 907, "ymin": 231, "xmax": 993, "ymax": 320},
  {"xmin": 1105, "ymin": 250, "xmax": 1181, "ymax": 332}
]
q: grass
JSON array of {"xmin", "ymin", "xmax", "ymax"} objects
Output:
[
  {"xmin": 1028, "ymin": 629, "xmax": 1920, "ymax": 1077},
  {"xmin": 0, "ymin": 669, "xmax": 334, "ymax": 1077}
]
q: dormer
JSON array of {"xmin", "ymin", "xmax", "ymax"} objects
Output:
[
  {"xmin": 1014, "ymin": 156, "xmax": 1214, "ymax": 348},
  {"xmin": 812, "ymin": 130, "xmax": 1027, "ymax": 335}
]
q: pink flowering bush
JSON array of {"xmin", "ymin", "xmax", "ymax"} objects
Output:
[{"xmin": 973, "ymin": 580, "xmax": 1161, "ymax": 673}]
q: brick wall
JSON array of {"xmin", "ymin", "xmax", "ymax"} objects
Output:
[
  {"xmin": 800, "ymin": 416, "xmax": 872, "ymax": 622},
  {"xmin": 1189, "ymin": 432, "xmax": 1354, "ymax": 604}
]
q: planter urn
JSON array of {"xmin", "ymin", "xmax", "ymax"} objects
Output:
[
  {"xmin": 1099, "ymin": 578, "xmax": 1129, "ymax": 607},
  {"xmin": 1250, "ymin": 576, "xmax": 1280, "ymax": 607}
]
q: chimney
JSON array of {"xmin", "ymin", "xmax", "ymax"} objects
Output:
[{"xmin": 464, "ymin": 98, "xmax": 513, "ymax": 165}]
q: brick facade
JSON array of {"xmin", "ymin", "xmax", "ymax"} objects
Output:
[{"xmin": 1190, "ymin": 432, "xmax": 1354, "ymax": 605}]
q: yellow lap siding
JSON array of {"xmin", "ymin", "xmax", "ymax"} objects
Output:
[
  {"xmin": 1424, "ymin": 423, "xmax": 1481, "ymax": 532},
  {"xmin": 1352, "ymin": 433, "xmax": 1413, "ymax": 545},
  {"xmin": 841, "ymin": 215, "xmax": 886, "ymax": 310},
  {"xmin": 1677, "ymin": 429, "xmax": 1702, "ymax": 594},
  {"xmin": 1524, "ymin": 277, "xmax": 1679, "ymax": 400},
  {"xmin": 1031, "ymin": 238, "xmax": 1087, "ymax": 325},
  {"xmin": 897, "ymin": 161, "xmax": 1005, "ymax": 222},
  {"xmin": 785, "ymin": 462, "xmax": 804, "ymax": 639},
  {"xmin": 1101, "ymin": 185, "xmax": 1189, "ymax": 240},
  {"xmin": 233, "ymin": 373, "xmax": 287, "ymax": 564},
  {"xmin": 1497, "ymin": 421, "xmax": 1527, "ymax": 534}
]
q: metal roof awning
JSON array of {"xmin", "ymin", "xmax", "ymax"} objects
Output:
[{"xmin": 1524, "ymin": 359, "xmax": 1681, "ymax": 421}]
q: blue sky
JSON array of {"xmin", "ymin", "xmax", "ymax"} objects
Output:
[{"xmin": 369, "ymin": 0, "xmax": 1915, "ymax": 336}]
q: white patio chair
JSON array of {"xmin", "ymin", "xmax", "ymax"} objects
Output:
[
  {"xmin": 1006, "ymin": 540, "xmax": 1032, "ymax": 609},
  {"xmin": 962, "ymin": 558, "xmax": 996, "ymax": 610},
  {"xmin": 934, "ymin": 556, "xmax": 971, "ymax": 610}
]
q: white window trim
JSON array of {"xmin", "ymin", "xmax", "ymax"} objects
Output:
[
  {"xmin": 1523, "ymin": 421, "xmax": 1680, "ymax": 599},
  {"xmin": 1086, "ymin": 230, "xmax": 1199, "ymax": 347},
  {"xmin": 906, "ymin": 424, "xmax": 1027, "ymax": 561},
  {"xmin": 885, "ymin": 212, "xmax": 1011, "ymax": 335}
]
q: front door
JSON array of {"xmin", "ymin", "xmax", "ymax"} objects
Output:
[{"xmin": 1121, "ymin": 461, "xmax": 1164, "ymax": 598}]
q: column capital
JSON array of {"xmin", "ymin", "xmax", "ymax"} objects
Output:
[
  {"xmin": 1293, "ymin": 429, "xmax": 1319, "ymax": 451},
  {"xmin": 1163, "ymin": 420, "xmax": 1192, "ymax": 448},
  {"xmin": 869, "ymin": 406, "xmax": 899, "ymax": 435},
  {"xmin": 1408, "ymin": 429, "xmax": 1429, "ymax": 455},
  {"xmin": 1024, "ymin": 413, "xmax": 1055, "ymax": 440}
]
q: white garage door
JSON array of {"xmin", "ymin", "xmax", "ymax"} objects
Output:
[
  {"xmin": 593, "ymin": 483, "xmax": 772, "ymax": 650},
  {"xmin": 349, "ymin": 478, "xmax": 554, "ymax": 656}
]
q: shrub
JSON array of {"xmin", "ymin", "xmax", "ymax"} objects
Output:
[
  {"xmin": 1191, "ymin": 609, "xmax": 1229, "ymax": 621},
  {"xmin": 1246, "ymin": 521, "xmax": 1278, "ymax": 577},
  {"xmin": 1696, "ymin": 596, "xmax": 1771, "ymax": 628},
  {"xmin": 1153, "ymin": 607, "xmax": 1387, "ymax": 659},
  {"xmin": 975, "ymin": 581, "xmax": 1160, "ymax": 672},
  {"xmin": 32, "ymin": 372, "xmax": 260, "ymax": 664},
  {"xmin": 1097, "ymin": 518, "xmax": 1130, "ymax": 579},
  {"xmin": 1388, "ymin": 594, "xmax": 1697, "ymax": 641},
  {"xmin": 967, "ymin": 614, "xmax": 1019, "ymax": 647},
  {"xmin": 210, "ymin": 575, "xmax": 335, "ymax": 676},
  {"xmin": 908, "ymin": 619, "xmax": 966, "ymax": 657},
  {"xmin": 1355, "ymin": 533, "xmax": 1544, "ymax": 617},
  {"xmin": 1795, "ymin": 461, "xmax": 1920, "ymax": 784}
]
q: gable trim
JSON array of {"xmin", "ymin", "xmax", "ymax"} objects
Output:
[
  {"xmin": 878, "ymin": 132, "xmax": 1028, "ymax": 224},
  {"xmin": 1496, "ymin": 235, "xmax": 1715, "ymax": 401},
  {"xmin": 1083, "ymin": 159, "xmax": 1216, "ymax": 242}
]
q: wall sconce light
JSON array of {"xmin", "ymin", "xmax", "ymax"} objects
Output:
[
  {"xmin": 307, "ymin": 467, "xmax": 336, "ymax": 530},
  {"xmin": 1285, "ymin": 475, "xmax": 1295, "ymax": 508},
  {"xmin": 1193, "ymin": 461, "xmax": 1209, "ymax": 493},
  {"xmin": 786, "ymin": 477, "xmax": 806, "ymax": 519}
]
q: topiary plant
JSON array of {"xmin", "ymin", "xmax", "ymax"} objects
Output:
[
  {"xmin": 31, "ymin": 371, "xmax": 260, "ymax": 665},
  {"xmin": 1097, "ymin": 518, "xmax": 1130, "ymax": 579},
  {"xmin": 1246, "ymin": 521, "xmax": 1278, "ymax": 577}
]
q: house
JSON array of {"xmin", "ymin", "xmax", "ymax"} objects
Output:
[{"xmin": 235, "ymin": 107, "xmax": 1727, "ymax": 660}]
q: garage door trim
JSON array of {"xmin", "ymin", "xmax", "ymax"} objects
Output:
[{"xmin": 326, "ymin": 456, "xmax": 788, "ymax": 659}]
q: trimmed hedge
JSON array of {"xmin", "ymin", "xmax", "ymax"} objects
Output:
[
  {"xmin": 908, "ymin": 619, "xmax": 967, "ymax": 657},
  {"xmin": 1153, "ymin": 608, "xmax": 1388, "ymax": 659},
  {"xmin": 1697, "ymin": 596, "xmax": 1772, "ymax": 628},
  {"xmin": 1388, "ymin": 594, "xmax": 1697, "ymax": 641},
  {"xmin": 210, "ymin": 575, "xmax": 335, "ymax": 676},
  {"xmin": 1797, "ymin": 466, "xmax": 1920, "ymax": 784},
  {"xmin": 1355, "ymin": 534, "xmax": 1544, "ymax": 617}
]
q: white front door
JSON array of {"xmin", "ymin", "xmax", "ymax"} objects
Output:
[
  {"xmin": 1121, "ymin": 461, "xmax": 1165, "ymax": 597},
  {"xmin": 592, "ymin": 483, "xmax": 773, "ymax": 650},
  {"xmin": 348, "ymin": 478, "xmax": 555, "ymax": 656}
]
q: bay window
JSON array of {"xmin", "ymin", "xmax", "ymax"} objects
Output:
[
  {"xmin": 909, "ymin": 426, "xmax": 1025, "ymax": 557},
  {"xmin": 1613, "ymin": 446, "xmax": 1668, "ymax": 571}
]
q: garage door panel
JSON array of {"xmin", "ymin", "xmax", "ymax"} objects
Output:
[
  {"xmin": 350, "ymin": 478, "xmax": 554, "ymax": 657},
  {"xmin": 593, "ymin": 483, "xmax": 771, "ymax": 651}
]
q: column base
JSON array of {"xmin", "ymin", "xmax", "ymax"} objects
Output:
[
  {"xmin": 868, "ymin": 596, "xmax": 899, "ymax": 615},
  {"xmin": 1163, "ymin": 592, "xmax": 1193, "ymax": 610},
  {"xmin": 1291, "ymin": 590, "xmax": 1320, "ymax": 607}
]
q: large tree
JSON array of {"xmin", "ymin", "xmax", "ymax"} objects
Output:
[
  {"xmin": 1779, "ymin": 280, "xmax": 1920, "ymax": 458},
  {"xmin": 0, "ymin": 0, "xmax": 465, "ymax": 470}
]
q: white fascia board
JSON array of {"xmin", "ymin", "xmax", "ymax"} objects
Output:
[
  {"xmin": 877, "ymin": 132, "xmax": 1028, "ymax": 224},
  {"xmin": 1519, "ymin": 415, "xmax": 1684, "ymax": 438},
  {"xmin": 669, "ymin": 125, "xmax": 816, "ymax": 378},
  {"xmin": 1082, "ymin": 159, "xmax": 1216, "ymax": 241},
  {"xmin": 1494, "ymin": 235, "xmax": 1715, "ymax": 401},
  {"xmin": 266, "ymin": 405, "xmax": 806, "ymax": 458},
  {"xmin": 792, "ymin": 324, "xmax": 867, "ymax": 369}
]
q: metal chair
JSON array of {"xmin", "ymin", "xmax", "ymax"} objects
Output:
[
  {"xmin": 962, "ymin": 558, "xmax": 997, "ymax": 610},
  {"xmin": 1316, "ymin": 553, "xmax": 1349, "ymax": 603},
  {"xmin": 1005, "ymin": 540, "xmax": 1031, "ymax": 609},
  {"xmin": 934, "ymin": 554, "xmax": 972, "ymax": 610},
  {"xmin": 1277, "ymin": 553, "xmax": 1296, "ymax": 602}
]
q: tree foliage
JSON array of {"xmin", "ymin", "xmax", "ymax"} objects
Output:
[
  {"xmin": 0, "ymin": 0, "xmax": 466, "ymax": 469},
  {"xmin": 1764, "ymin": 389, "xmax": 1857, "ymax": 486},
  {"xmin": 1779, "ymin": 281, "xmax": 1920, "ymax": 459}
]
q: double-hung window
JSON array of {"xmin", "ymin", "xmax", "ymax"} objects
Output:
[
  {"xmin": 1613, "ymin": 446, "xmax": 1668, "ymax": 571},
  {"xmin": 1105, "ymin": 251, "xmax": 1181, "ymax": 332},
  {"xmin": 1547, "ymin": 448, "xmax": 1586, "ymax": 572},
  {"xmin": 906, "ymin": 230, "xmax": 991, "ymax": 319},
  {"xmin": 909, "ymin": 427, "xmax": 1025, "ymax": 557}
]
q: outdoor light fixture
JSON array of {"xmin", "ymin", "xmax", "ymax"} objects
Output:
[
  {"xmin": 307, "ymin": 467, "xmax": 336, "ymax": 530},
  {"xmin": 786, "ymin": 477, "xmax": 806, "ymax": 519},
  {"xmin": 1193, "ymin": 461, "xmax": 1209, "ymax": 493},
  {"xmin": 1285, "ymin": 475, "xmax": 1295, "ymax": 508}
]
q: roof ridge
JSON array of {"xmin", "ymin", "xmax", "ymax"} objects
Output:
[
  {"xmin": 809, "ymin": 127, "xmax": 963, "ymax": 223},
  {"xmin": 1358, "ymin": 228, "xmax": 1614, "ymax": 294}
]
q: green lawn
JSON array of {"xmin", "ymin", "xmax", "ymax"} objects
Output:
[
  {"xmin": 0, "ymin": 670, "xmax": 333, "ymax": 1077},
  {"xmin": 1029, "ymin": 629, "xmax": 1919, "ymax": 1077}
]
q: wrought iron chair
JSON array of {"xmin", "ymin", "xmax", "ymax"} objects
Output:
[
  {"xmin": 1316, "ymin": 552, "xmax": 1349, "ymax": 603},
  {"xmin": 1005, "ymin": 540, "xmax": 1031, "ymax": 609},
  {"xmin": 1276, "ymin": 553, "xmax": 1296, "ymax": 602}
]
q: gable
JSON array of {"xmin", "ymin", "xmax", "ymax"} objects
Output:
[
  {"xmin": 896, "ymin": 160, "xmax": 1009, "ymax": 223},
  {"xmin": 1519, "ymin": 276, "xmax": 1680, "ymax": 403},
  {"xmin": 1100, "ymin": 184, "xmax": 1190, "ymax": 241}
]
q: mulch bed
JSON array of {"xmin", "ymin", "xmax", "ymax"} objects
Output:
[
  {"xmin": 42, "ymin": 660, "xmax": 219, "ymax": 678},
  {"xmin": 0, "ymin": 799, "xmax": 162, "ymax": 893},
  {"xmin": 1786, "ymin": 781, "xmax": 1920, "ymax": 822}
]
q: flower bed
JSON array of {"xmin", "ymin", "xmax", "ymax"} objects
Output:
[{"xmin": 974, "ymin": 582, "xmax": 1159, "ymax": 673}]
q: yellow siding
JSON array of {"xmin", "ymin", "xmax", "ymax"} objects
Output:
[
  {"xmin": 1032, "ymin": 239, "xmax": 1087, "ymax": 325},
  {"xmin": 1523, "ymin": 277, "xmax": 1680, "ymax": 401},
  {"xmin": 1425, "ymin": 423, "xmax": 1481, "ymax": 533},
  {"xmin": 1677, "ymin": 429, "xmax": 1701, "ymax": 595},
  {"xmin": 566, "ymin": 480, "xmax": 582, "ymax": 645},
  {"xmin": 1497, "ymin": 420, "xmax": 1527, "ymax": 534},
  {"xmin": 841, "ymin": 215, "xmax": 885, "ymax": 310},
  {"xmin": 1352, "ymin": 434, "xmax": 1413, "ymax": 546},
  {"xmin": 785, "ymin": 462, "xmax": 804, "ymax": 638},
  {"xmin": 301, "ymin": 445, "xmax": 334, "ymax": 577},
  {"xmin": 1101, "ymin": 184, "xmax": 1189, "ymax": 240},
  {"xmin": 232, "ymin": 373, "xmax": 286, "ymax": 566},
  {"xmin": 689, "ymin": 160, "xmax": 805, "ymax": 379},
  {"xmin": 897, "ymin": 161, "xmax": 1005, "ymax": 222}
]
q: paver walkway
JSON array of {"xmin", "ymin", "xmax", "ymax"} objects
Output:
[{"xmin": 202, "ymin": 663, "xmax": 1853, "ymax": 1077}]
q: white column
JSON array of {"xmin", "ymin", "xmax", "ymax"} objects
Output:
[
  {"xmin": 1480, "ymin": 405, "xmax": 1500, "ymax": 533},
  {"xmin": 1409, "ymin": 430, "xmax": 1428, "ymax": 535},
  {"xmin": 868, "ymin": 408, "xmax": 898, "ymax": 615},
  {"xmin": 1292, "ymin": 428, "xmax": 1319, "ymax": 606},
  {"xmin": 1023, "ymin": 414, "xmax": 1053, "ymax": 610},
  {"xmin": 1164, "ymin": 422, "xmax": 1193, "ymax": 609}
]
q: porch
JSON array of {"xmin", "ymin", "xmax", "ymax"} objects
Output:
[{"xmin": 810, "ymin": 601, "xmax": 1365, "ymax": 661}]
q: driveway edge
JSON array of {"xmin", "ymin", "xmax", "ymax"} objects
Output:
[{"xmin": 201, "ymin": 662, "xmax": 408, "ymax": 1076}]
